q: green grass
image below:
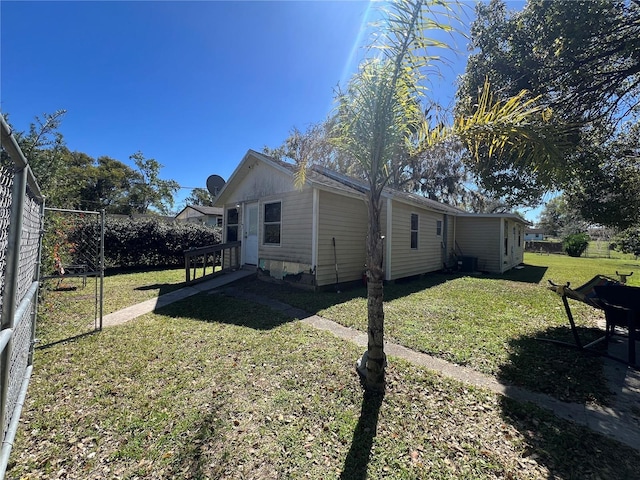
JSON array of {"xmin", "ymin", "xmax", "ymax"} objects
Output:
[
  {"xmin": 584, "ymin": 240, "xmax": 638, "ymax": 260},
  {"xmin": 10, "ymin": 292, "xmax": 640, "ymax": 479},
  {"xmin": 232, "ymin": 254, "xmax": 640, "ymax": 403},
  {"xmin": 37, "ymin": 267, "xmax": 185, "ymax": 344}
]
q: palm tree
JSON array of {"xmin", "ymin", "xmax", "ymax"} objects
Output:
[{"xmin": 308, "ymin": 0, "xmax": 572, "ymax": 392}]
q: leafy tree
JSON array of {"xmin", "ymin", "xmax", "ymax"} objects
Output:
[
  {"xmin": 564, "ymin": 122, "xmax": 640, "ymax": 230},
  {"xmin": 128, "ymin": 151, "xmax": 179, "ymax": 215},
  {"xmin": 264, "ymin": 120, "xmax": 365, "ymax": 178},
  {"xmin": 185, "ymin": 188, "xmax": 216, "ymax": 207},
  {"xmin": 407, "ymin": 139, "xmax": 493, "ymax": 208},
  {"xmin": 563, "ymin": 233, "xmax": 590, "ymax": 258},
  {"xmin": 268, "ymin": 119, "xmax": 489, "ymax": 209},
  {"xmin": 537, "ymin": 197, "xmax": 565, "ymax": 237},
  {"xmin": 12, "ymin": 110, "xmax": 69, "ymax": 206},
  {"xmin": 456, "ymin": 0, "xmax": 640, "ymax": 224},
  {"xmin": 537, "ymin": 195, "xmax": 588, "ymax": 238},
  {"xmin": 62, "ymin": 150, "xmax": 97, "ymax": 208},
  {"xmin": 303, "ymin": 0, "xmax": 569, "ymax": 392},
  {"xmin": 7, "ymin": 112, "xmax": 181, "ymax": 214},
  {"xmin": 613, "ymin": 227, "xmax": 640, "ymax": 258},
  {"xmin": 78, "ymin": 156, "xmax": 139, "ymax": 213}
]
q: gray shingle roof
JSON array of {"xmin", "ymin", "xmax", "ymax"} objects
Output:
[{"xmin": 249, "ymin": 150, "xmax": 515, "ymax": 218}]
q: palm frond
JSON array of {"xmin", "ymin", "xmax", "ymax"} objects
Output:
[{"xmin": 454, "ymin": 80, "xmax": 575, "ymax": 175}]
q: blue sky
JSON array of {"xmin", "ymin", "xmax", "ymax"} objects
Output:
[{"xmin": 1, "ymin": 1, "xmax": 539, "ymax": 220}]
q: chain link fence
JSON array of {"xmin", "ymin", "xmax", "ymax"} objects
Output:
[
  {"xmin": 40, "ymin": 207, "xmax": 104, "ymax": 345},
  {"xmin": 0, "ymin": 116, "xmax": 45, "ymax": 478}
]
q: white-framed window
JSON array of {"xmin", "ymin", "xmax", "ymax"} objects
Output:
[
  {"xmin": 436, "ymin": 220, "xmax": 442, "ymax": 236},
  {"xmin": 263, "ymin": 201, "xmax": 281, "ymax": 245},
  {"xmin": 226, "ymin": 207, "xmax": 239, "ymax": 242},
  {"xmin": 410, "ymin": 213, "xmax": 419, "ymax": 249}
]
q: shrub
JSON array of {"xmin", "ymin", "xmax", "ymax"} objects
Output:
[
  {"xmin": 562, "ymin": 232, "xmax": 590, "ymax": 257},
  {"xmin": 66, "ymin": 217, "xmax": 221, "ymax": 269},
  {"xmin": 613, "ymin": 227, "xmax": 640, "ymax": 258}
]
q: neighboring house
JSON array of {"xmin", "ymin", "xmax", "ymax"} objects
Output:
[
  {"xmin": 525, "ymin": 228, "xmax": 545, "ymax": 241},
  {"xmin": 175, "ymin": 205, "xmax": 223, "ymax": 227},
  {"xmin": 213, "ymin": 150, "xmax": 527, "ymax": 288}
]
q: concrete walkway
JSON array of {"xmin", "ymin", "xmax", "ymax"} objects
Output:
[
  {"xmin": 102, "ymin": 275, "xmax": 640, "ymax": 451},
  {"xmin": 100, "ymin": 269, "xmax": 256, "ymax": 328}
]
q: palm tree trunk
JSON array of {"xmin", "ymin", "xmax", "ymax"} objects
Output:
[{"xmin": 365, "ymin": 192, "xmax": 386, "ymax": 392}]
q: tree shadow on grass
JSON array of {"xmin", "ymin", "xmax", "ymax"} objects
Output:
[
  {"xmin": 227, "ymin": 273, "xmax": 457, "ymax": 317},
  {"xmin": 154, "ymin": 291, "xmax": 297, "ymax": 331},
  {"xmin": 226, "ymin": 265, "xmax": 547, "ymax": 320},
  {"xmin": 498, "ymin": 325, "xmax": 611, "ymax": 404},
  {"xmin": 483, "ymin": 263, "xmax": 548, "ymax": 284},
  {"xmin": 498, "ymin": 324, "xmax": 640, "ymax": 478},
  {"xmin": 498, "ymin": 395, "xmax": 640, "ymax": 479},
  {"xmin": 166, "ymin": 391, "xmax": 235, "ymax": 479},
  {"xmin": 134, "ymin": 283, "xmax": 178, "ymax": 291},
  {"xmin": 340, "ymin": 390, "xmax": 385, "ymax": 480}
]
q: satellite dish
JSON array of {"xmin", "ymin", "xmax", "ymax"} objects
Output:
[{"xmin": 206, "ymin": 174, "xmax": 226, "ymax": 197}]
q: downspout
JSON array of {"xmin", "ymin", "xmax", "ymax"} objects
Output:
[
  {"xmin": 233, "ymin": 202, "xmax": 243, "ymax": 268},
  {"xmin": 500, "ymin": 218, "xmax": 506, "ymax": 273},
  {"xmin": 442, "ymin": 214, "xmax": 448, "ymax": 268},
  {"xmin": 452, "ymin": 213, "xmax": 456, "ymax": 257},
  {"xmin": 311, "ymin": 188, "xmax": 319, "ymax": 285}
]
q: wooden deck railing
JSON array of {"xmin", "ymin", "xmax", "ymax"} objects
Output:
[{"xmin": 184, "ymin": 241, "xmax": 241, "ymax": 285}]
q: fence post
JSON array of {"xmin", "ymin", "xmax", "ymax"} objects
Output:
[
  {"xmin": 0, "ymin": 165, "xmax": 27, "ymax": 461},
  {"xmin": 99, "ymin": 210, "xmax": 105, "ymax": 331},
  {"xmin": 185, "ymin": 250, "xmax": 191, "ymax": 283},
  {"xmin": 1, "ymin": 115, "xmax": 45, "ymax": 478},
  {"xmin": 28, "ymin": 198, "xmax": 47, "ymax": 366}
]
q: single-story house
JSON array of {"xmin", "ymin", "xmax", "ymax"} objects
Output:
[
  {"xmin": 525, "ymin": 228, "xmax": 545, "ymax": 241},
  {"xmin": 213, "ymin": 150, "xmax": 527, "ymax": 288},
  {"xmin": 175, "ymin": 205, "xmax": 223, "ymax": 227}
]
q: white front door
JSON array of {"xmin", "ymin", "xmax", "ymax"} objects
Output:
[{"xmin": 244, "ymin": 203, "xmax": 259, "ymax": 265}]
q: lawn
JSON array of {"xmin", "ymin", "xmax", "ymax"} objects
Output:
[
  {"xmin": 37, "ymin": 267, "xmax": 185, "ymax": 345},
  {"xmin": 230, "ymin": 253, "xmax": 640, "ymax": 403},
  {"xmin": 9, "ymin": 289, "xmax": 640, "ymax": 479},
  {"xmin": 9, "ymin": 254, "xmax": 640, "ymax": 478}
]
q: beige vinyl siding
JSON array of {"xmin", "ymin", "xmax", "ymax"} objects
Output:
[
  {"xmin": 316, "ymin": 190, "xmax": 367, "ymax": 287},
  {"xmin": 225, "ymin": 160, "xmax": 295, "ymax": 204},
  {"xmin": 455, "ymin": 217, "xmax": 502, "ymax": 273},
  {"xmin": 446, "ymin": 215, "xmax": 455, "ymax": 260},
  {"xmin": 389, "ymin": 201, "xmax": 443, "ymax": 280},
  {"xmin": 381, "ymin": 197, "xmax": 390, "ymax": 280},
  {"xmin": 258, "ymin": 189, "xmax": 313, "ymax": 265}
]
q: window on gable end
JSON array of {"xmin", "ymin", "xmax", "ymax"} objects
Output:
[{"xmin": 264, "ymin": 201, "xmax": 281, "ymax": 245}]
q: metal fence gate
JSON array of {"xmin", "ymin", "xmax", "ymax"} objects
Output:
[
  {"xmin": 0, "ymin": 116, "xmax": 45, "ymax": 477},
  {"xmin": 40, "ymin": 207, "xmax": 104, "ymax": 346}
]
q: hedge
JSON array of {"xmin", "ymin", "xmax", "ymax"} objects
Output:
[{"xmin": 64, "ymin": 216, "xmax": 222, "ymax": 270}]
